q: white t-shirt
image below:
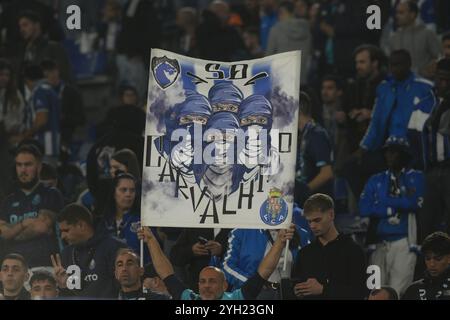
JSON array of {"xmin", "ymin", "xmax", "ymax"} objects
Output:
[{"xmin": 264, "ymin": 230, "xmax": 293, "ymax": 283}]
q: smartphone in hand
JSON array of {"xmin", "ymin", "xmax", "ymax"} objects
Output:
[{"xmin": 198, "ymin": 236, "xmax": 208, "ymax": 245}]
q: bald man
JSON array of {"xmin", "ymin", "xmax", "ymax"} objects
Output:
[{"xmin": 139, "ymin": 225, "xmax": 295, "ymax": 300}]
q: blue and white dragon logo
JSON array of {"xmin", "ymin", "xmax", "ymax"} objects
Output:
[{"xmin": 151, "ymin": 56, "xmax": 180, "ymax": 89}]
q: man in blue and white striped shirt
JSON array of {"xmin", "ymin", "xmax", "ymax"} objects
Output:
[
  {"xmin": 420, "ymin": 58, "xmax": 450, "ymax": 242},
  {"xmin": 22, "ymin": 64, "xmax": 61, "ymax": 162}
]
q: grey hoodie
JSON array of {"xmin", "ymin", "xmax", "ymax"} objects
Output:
[
  {"xmin": 388, "ymin": 22, "xmax": 441, "ymax": 76},
  {"xmin": 266, "ymin": 18, "xmax": 311, "ymax": 83}
]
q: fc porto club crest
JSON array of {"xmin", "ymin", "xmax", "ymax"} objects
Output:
[
  {"xmin": 89, "ymin": 259, "xmax": 96, "ymax": 270},
  {"xmin": 151, "ymin": 56, "xmax": 180, "ymax": 89},
  {"xmin": 260, "ymin": 187, "xmax": 288, "ymax": 226},
  {"xmin": 32, "ymin": 194, "xmax": 41, "ymax": 206}
]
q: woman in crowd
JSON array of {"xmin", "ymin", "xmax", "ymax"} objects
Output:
[
  {"xmin": 78, "ymin": 148, "xmax": 141, "ymax": 212},
  {"xmin": 96, "ymin": 172, "xmax": 155, "ymax": 264}
]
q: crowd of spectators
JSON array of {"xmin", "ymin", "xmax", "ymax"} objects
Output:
[{"xmin": 0, "ymin": 0, "xmax": 449, "ymax": 300}]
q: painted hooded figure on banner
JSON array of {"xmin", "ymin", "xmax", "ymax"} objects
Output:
[
  {"xmin": 156, "ymin": 93, "xmax": 212, "ymax": 180},
  {"xmin": 200, "ymin": 111, "xmax": 244, "ymax": 201},
  {"xmin": 237, "ymin": 94, "xmax": 277, "ymax": 174},
  {"xmin": 208, "ymin": 82, "xmax": 244, "ymax": 115}
]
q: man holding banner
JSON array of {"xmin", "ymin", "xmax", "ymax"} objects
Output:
[
  {"xmin": 138, "ymin": 224, "xmax": 295, "ymax": 300},
  {"xmin": 140, "ymin": 48, "xmax": 302, "ymax": 299}
]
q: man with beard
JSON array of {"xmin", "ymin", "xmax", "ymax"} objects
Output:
[
  {"xmin": 346, "ymin": 45, "xmax": 386, "ymax": 155},
  {"xmin": 345, "ymin": 50, "xmax": 436, "ymax": 201},
  {"xmin": 340, "ymin": 45, "xmax": 387, "ymax": 188},
  {"xmin": 0, "ymin": 144, "xmax": 64, "ymax": 271},
  {"xmin": 15, "ymin": 11, "xmax": 72, "ymax": 84}
]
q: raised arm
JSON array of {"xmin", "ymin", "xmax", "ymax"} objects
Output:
[
  {"xmin": 138, "ymin": 227, "xmax": 175, "ymax": 280},
  {"xmin": 240, "ymin": 224, "xmax": 296, "ymax": 300},
  {"xmin": 257, "ymin": 224, "xmax": 295, "ymax": 280}
]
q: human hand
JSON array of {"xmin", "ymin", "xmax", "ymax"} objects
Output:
[
  {"xmin": 205, "ymin": 241, "xmax": 222, "ymax": 256},
  {"xmin": 276, "ymin": 223, "xmax": 296, "ymax": 244},
  {"xmin": 349, "ymin": 109, "xmax": 359, "ymax": 119},
  {"xmin": 192, "ymin": 242, "xmax": 209, "ymax": 256},
  {"xmin": 320, "ymin": 22, "xmax": 334, "ymax": 37},
  {"xmin": 143, "ymin": 277, "xmax": 153, "ymax": 290},
  {"xmin": 137, "ymin": 227, "xmax": 156, "ymax": 243},
  {"xmin": 355, "ymin": 108, "xmax": 371, "ymax": 122},
  {"xmin": 294, "ymin": 278, "xmax": 323, "ymax": 296},
  {"xmin": 335, "ymin": 111, "xmax": 347, "ymax": 124},
  {"xmin": 50, "ymin": 254, "xmax": 68, "ymax": 289}
]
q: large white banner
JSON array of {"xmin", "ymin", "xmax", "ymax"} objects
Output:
[{"xmin": 141, "ymin": 49, "xmax": 301, "ymax": 229}]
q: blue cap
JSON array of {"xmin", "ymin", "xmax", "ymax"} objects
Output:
[
  {"xmin": 238, "ymin": 95, "xmax": 273, "ymax": 128},
  {"xmin": 382, "ymin": 135, "xmax": 411, "ymax": 154}
]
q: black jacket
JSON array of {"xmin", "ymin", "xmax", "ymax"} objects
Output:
[
  {"xmin": 344, "ymin": 72, "xmax": 387, "ymax": 153},
  {"xmin": 196, "ymin": 10, "xmax": 248, "ymax": 62},
  {"xmin": 313, "ymin": 1, "xmax": 372, "ymax": 78},
  {"xmin": 116, "ymin": 0, "xmax": 161, "ymax": 62},
  {"xmin": 16, "ymin": 36, "xmax": 72, "ymax": 83},
  {"xmin": 170, "ymin": 228, "xmax": 230, "ymax": 291},
  {"xmin": 59, "ymin": 83, "xmax": 85, "ymax": 144},
  {"xmin": 0, "ymin": 0, "xmax": 64, "ymax": 57},
  {"xmin": 99, "ymin": 105, "xmax": 146, "ymax": 139},
  {"xmin": 86, "ymin": 128, "xmax": 144, "ymax": 215},
  {"xmin": 291, "ymin": 234, "xmax": 367, "ymax": 299},
  {"xmin": 402, "ymin": 268, "xmax": 450, "ymax": 300},
  {"xmin": 60, "ymin": 232, "xmax": 127, "ymax": 299}
]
